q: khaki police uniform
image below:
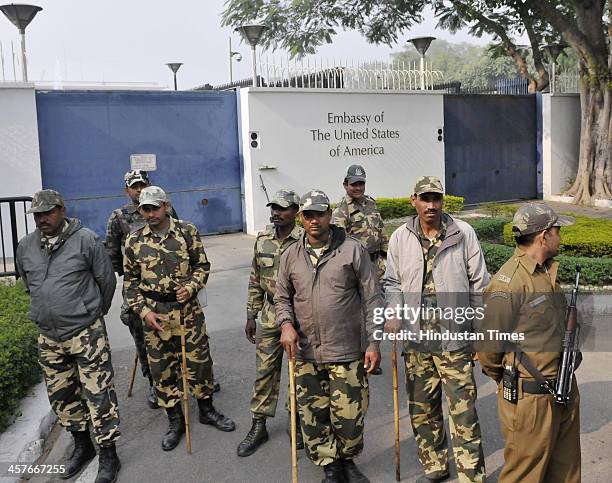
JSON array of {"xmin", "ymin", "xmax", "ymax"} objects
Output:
[
  {"xmin": 478, "ymin": 202, "xmax": 580, "ymax": 483},
  {"xmin": 479, "ymin": 248, "xmax": 580, "ymax": 483}
]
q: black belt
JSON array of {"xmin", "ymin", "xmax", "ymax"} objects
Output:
[
  {"xmin": 522, "ymin": 378, "xmax": 555, "ymax": 395},
  {"xmin": 141, "ymin": 290, "xmax": 178, "ymax": 303}
]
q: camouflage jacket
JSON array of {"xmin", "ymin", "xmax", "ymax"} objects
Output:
[
  {"xmin": 106, "ymin": 202, "xmax": 178, "ymax": 275},
  {"xmin": 332, "ymin": 194, "xmax": 388, "ymax": 255},
  {"xmin": 246, "ymin": 224, "xmax": 303, "ymax": 325},
  {"xmin": 123, "ymin": 217, "xmax": 210, "ymax": 320}
]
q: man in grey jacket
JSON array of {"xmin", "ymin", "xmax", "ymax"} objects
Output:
[
  {"xmin": 275, "ymin": 189, "xmax": 382, "ymax": 483},
  {"xmin": 384, "ymin": 177, "xmax": 489, "ymax": 483},
  {"xmin": 16, "ymin": 190, "xmax": 120, "ymax": 483}
]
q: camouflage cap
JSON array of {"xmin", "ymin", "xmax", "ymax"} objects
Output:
[
  {"xmin": 299, "ymin": 189, "xmax": 330, "ymax": 212},
  {"xmin": 138, "ymin": 186, "xmax": 168, "ymax": 208},
  {"xmin": 124, "ymin": 169, "xmax": 150, "ymax": 187},
  {"xmin": 266, "ymin": 189, "xmax": 300, "ymax": 208},
  {"xmin": 512, "ymin": 202, "xmax": 575, "ymax": 236},
  {"xmin": 27, "ymin": 189, "xmax": 64, "ymax": 213},
  {"xmin": 414, "ymin": 176, "xmax": 444, "ymax": 195},
  {"xmin": 345, "ymin": 164, "xmax": 366, "ymax": 184}
]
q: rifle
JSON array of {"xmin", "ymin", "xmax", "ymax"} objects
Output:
[
  {"xmin": 259, "ymin": 174, "xmax": 270, "ymax": 203},
  {"xmin": 554, "ymin": 264, "xmax": 580, "ymax": 405}
]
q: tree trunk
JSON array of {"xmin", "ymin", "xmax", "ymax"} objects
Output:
[{"xmin": 566, "ymin": 79, "xmax": 612, "ymax": 204}]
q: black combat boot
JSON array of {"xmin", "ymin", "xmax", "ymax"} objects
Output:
[
  {"xmin": 236, "ymin": 417, "xmax": 269, "ymax": 457},
  {"xmin": 197, "ymin": 397, "xmax": 236, "ymax": 432},
  {"xmin": 147, "ymin": 378, "xmax": 159, "ymax": 409},
  {"xmin": 60, "ymin": 430, "xmax": 96, "ymax": 479},
  {"xmin": 322, "ymin": 460, "xmax": 345, "ymax": 483},
  {"xmin": 342, "ymin": 459, "xmax": 370, "ymax": 483},
  {"xmin": 161, "ymin": 405, "xmax": 185, "ymax": 451},
  {"xmin": 286, "ymin": 414, "xmax": 304, "ymax": 450},
  {"xmin": 94, "ymin": 443, "xmax": 121, "ymax": 483}
]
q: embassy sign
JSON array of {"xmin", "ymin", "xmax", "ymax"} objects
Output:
[
  {"xmin": 310, "ymin": 111, "xmax": 401, "ymax": 158},
  {"xmin": 239, "ymin": 88, "xmax": 445, "ymax": 234}
]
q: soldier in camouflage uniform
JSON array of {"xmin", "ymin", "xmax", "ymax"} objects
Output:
[
  {"xmin": 106, "ymin": 171, "xmax": 220, "ymax": 408},
  {"xmin": 276, "ymin": 190, "xmax": 383, "ymax": 483},
  {"xmin": 106, "ymin": 169, "xmax": 178, "ymax": 409},
  {"xmin": 123, "ymin": 186, "xmax": 236, "ymax": 451},
  {"xmin": 332, "ymin": 164, "xmax": 388, "ymax": 282},
  {"xmin": 332, "ymin": 164, "xmax": 388, "ymax": 376},
  {"xmin": 384, "ymin": 177, "xmax": 488, "ymax": 483},
  {"xmin": 16, "ymin": 190, "xmax": 121, "ymax": 483},
  {"xmin": 237, "ymin": 190, "xmax": 304, "ymax": 457}
]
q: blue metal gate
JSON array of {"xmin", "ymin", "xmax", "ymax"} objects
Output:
[
  {"xmin": 36, "ymin": 90, "xmax": 242, "ymax": 236},
  {"xmin": 444, "ymin": 95, "xmax": 537, "ymax": 204}
]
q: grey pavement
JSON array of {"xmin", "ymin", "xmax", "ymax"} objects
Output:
[{"xmin": 23, "ymin": 232, "xmax": 612, "ymax": 483}]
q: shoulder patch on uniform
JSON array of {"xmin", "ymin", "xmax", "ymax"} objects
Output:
[
  {"xmin": 488, "ymin": 291, "xmax": 510, "ymax": 300},
  {"xmin": 497, "ymin": 274, "xmax": 512, "ymax": 284}
]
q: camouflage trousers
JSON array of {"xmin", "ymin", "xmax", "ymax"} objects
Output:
[
  {"xmin": 295, "ymin": 359, "xmax": 369, "ymax": 466},
  {"xmin": 143, "ymin": 306, "xmax": 214, "ymax": 409},
  {"xmin": 38, "ymin": 318, "xmax": 120, "ymax": 446},
  {"xmin": 121, "ymin": 292, "xmax": 151, "ymax": 381},
  {"xmin": 405, "ymin": 350, "xmax": 485, "ymax": 482},
  {"xmin": 250, "ymin": 324, "xmax": 289, "ymax": 418}
]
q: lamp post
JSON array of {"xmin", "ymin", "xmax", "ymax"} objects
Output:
[
  {"xmin": 228, "ymin": 37, "xmax": 242, "ymax": 84},
  {"xmin": 166, "ymin": 62, "xmax": 183, "ymax": 91},
  {"xmin": 0, "ymin": 3, "xmax": 42, "ymax": 82},
  {"xmin": 542, "ymin": 43, "xmax": 566, "ymax": 93},
  {"xmin": 235, "ymin": 24, "xmax": 268, "ymax": 87},
  {"xmin": 408, "ymin": 36, "xmax": 436, "ymax": 90}
]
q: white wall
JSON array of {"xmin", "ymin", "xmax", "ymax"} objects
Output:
[
  {"xmin": 0, "ymin": 84, "xmax": 42, "ymax": 261},
  {"xmin": 240, "ymin": 88, "xmax": 445, "ymax": 234},
  {"xmin": 542, "ymin": 93, "xmax": 581, "ymax": 198}
]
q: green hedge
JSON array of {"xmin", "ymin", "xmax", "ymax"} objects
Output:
[
  {"xmin": 376, "ymin": 195, "xmax": 464, "ymax": 220},
  {"xmin": 502, "ymin": 216, "xmax": 612, "ymax": 258},
  {"xmin": 479, "ymin": 202, "xmax": 519, "ymax": 218},
  {"xmin": 0, "ymin": 281, "xmax": 40, "ymax": 432},
  {"xmin": 481, "ymin": 242, "xmax": 612, "ymax": 286},
  {"xmin": 467, "ymin": 217, "xmax": 510, "ymax": 243}
]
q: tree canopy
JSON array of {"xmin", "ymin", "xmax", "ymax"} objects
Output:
[{"xmin": 391, "ymin": 39, "xmax": 521, "ymax": 88}]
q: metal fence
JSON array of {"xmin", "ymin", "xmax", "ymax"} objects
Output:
[
  {"xmin": 0, "ymin": 197, "xmax": 33, "ymax": 278},
  {"xmin": 553, "ymin": 71, "xmax": 580, "ymax": 93},
  {"xmin": 206, "ymin": 57, "xmax": 444, "ymax": 91},
  {"xmin": 257, "ymin": 57, "xmax": 444, "ymax": 90}
]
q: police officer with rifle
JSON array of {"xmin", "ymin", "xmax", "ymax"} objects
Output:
[{"xmin": 477, "ymin": 203, "xmax": 581, "ymax": 483}]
